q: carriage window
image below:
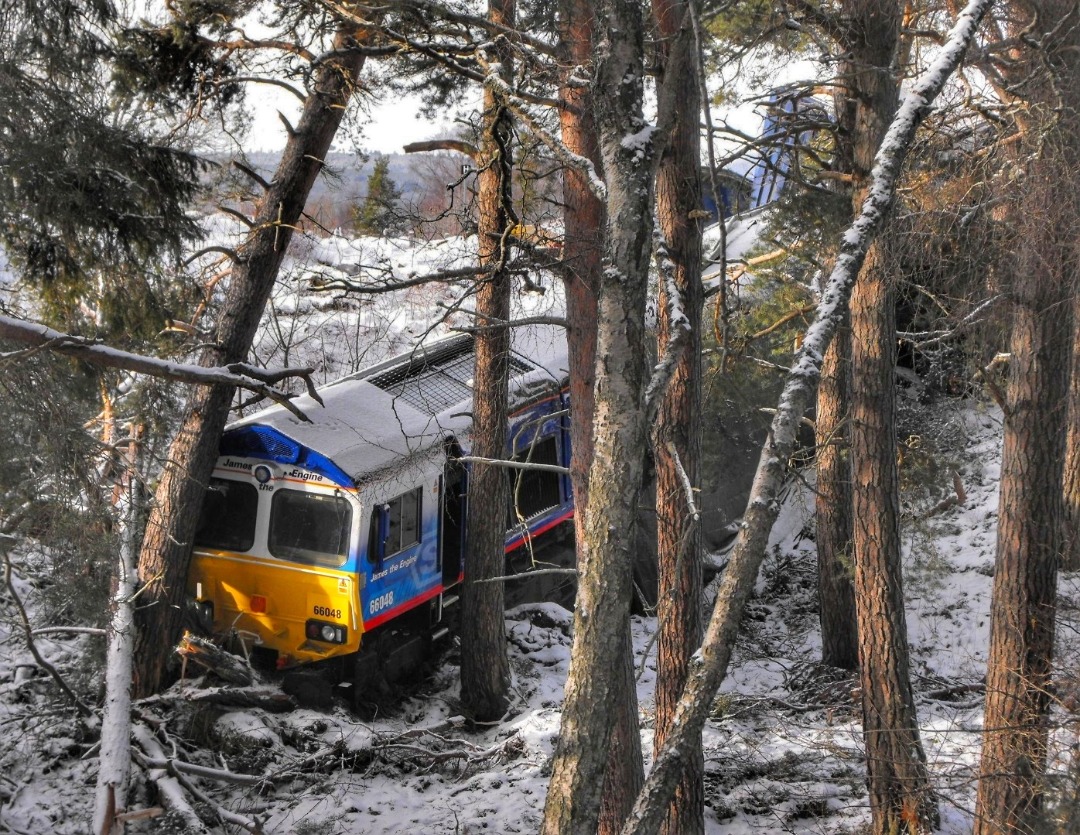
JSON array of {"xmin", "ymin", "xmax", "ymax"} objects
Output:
[
  {"xmin": 195, "ymin": 478, "xmax": 259, "ymax": 552},
  {"xmin": 508, "ymin": 436, "xmax": 562, "ymax": 525},
  {"xmin": 369, "ymin": 487, "xmax": 423, "ymax": 561},
  {"xmin": 268, "ymin": 489, "xmax": 352, "ymax": 568}
]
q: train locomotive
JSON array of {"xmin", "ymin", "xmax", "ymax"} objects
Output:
[{"xmin": 186, "ymin": 324, "xmax": 574, "ymax": 697}]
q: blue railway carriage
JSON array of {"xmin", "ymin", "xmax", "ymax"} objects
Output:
[{"xmin": 187, "ymin": 324, "xmax": 573, "ymax": 682}]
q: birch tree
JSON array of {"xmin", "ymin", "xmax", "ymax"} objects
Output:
[{"xmin": 619, "ymin": 1, "xmax": 995, "ymax": 830}]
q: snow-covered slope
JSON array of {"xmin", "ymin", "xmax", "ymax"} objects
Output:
[{"xmin": 6, "ymin": 390, "xmax": 1065, "ymax": 834}]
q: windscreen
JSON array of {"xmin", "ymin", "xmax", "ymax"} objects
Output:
[
  {"xmin": 268, "ymin": 489, "xmax": 352, "ymax": 568},
  {"xmin": 194, "ymin": 478, "xmax": 259, "ymax": 552}
]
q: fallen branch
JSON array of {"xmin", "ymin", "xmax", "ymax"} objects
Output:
[
  {"xmin": 131, "ymin": 725, "xmax": 210, "ymax": 834},
  {"xmin": 133, "ymin": 724, "xmax": 264, "ymax": 834},
  {"xmin": 184, "ymin": 686, "xmax": 297, "ymax": 713},
  {"xmin": 139, "ymin": 756, "xmax": 268, "ymax": 787},
  {"xmin": 176, "ymin": 632, "xmax": 254, "ymax": 686},
  {"xmin": 0, "ymin": 544, "xmax": 96, "ymax": 719},
  {"xmin": 0, "ymin": 315, "xmax": 320, "ymax": 422}
]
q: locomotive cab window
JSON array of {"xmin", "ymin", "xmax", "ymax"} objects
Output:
[
  {"xmin": 195, "ymin": 478, "xmax": 259, "ymax": 552},
  {"xmin": 268, "ymin": 489, "xmax": 352, "ymax": 568},
  {"xmin": 369, "ymin": 487, "xmax": 422, "ymax": 562}
]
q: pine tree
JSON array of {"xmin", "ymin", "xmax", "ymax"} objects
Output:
[
  {"xmin": 353, "ymin": 156, "xmax": 404, "ymax": 236},
  {"xmin": 459, "ymin": 0, "xmax": 515, "ymax": 724},
  {"xmin": 0, "ymin": 0, "xmax": 202, "ymax": 335}
]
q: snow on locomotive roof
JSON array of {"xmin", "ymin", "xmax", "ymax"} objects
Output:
[{"xmin": 226, "ymin": 324, "xmax": 569, "ymax": 484}]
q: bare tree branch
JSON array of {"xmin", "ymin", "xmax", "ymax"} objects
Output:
[
  {"xmin": 0, "ymin": 315, "xmax": 320, "ymax": 421},
  {"xmin": 403, "ymin": 139, "xmax": 480, "ymax": 157},
  {"xmin": 1, "ymin": 539, "xmax": 96, "ymax": 719}
]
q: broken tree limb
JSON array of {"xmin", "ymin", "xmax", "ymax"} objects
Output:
[
  {"xmin": 184, "ymin": 686, "xmax": 298, "ymax": 713},
  {"xmin": 620, "ymin": 1, "xmax": 996, "ymax": 832},
  {"xmin": 139, "ymin": 756, "xmax": 267, "ymax": 787},
  {"xmin": 176, "ymin": 632, "xmax": 254, "ymax": 686},
  {"xmin": 403, "ymin": 139, "xmax": 479, "ymax": 158},
  {"xmin": 133, "ymin": 722, "xmax": 266, "ymax": 834},
  {"xmin": 132, "ymin": 725, "xmax": 210, "ymax": 835}
]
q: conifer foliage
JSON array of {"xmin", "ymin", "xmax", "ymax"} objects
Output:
[{"xmin": 352, "ymin": 156, "xmax": 404, "ymax": 236}]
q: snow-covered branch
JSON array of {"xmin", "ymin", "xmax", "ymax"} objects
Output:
[
  {"xmin": 456, "ymin": 456, "xmax": 570, "ymax": 475},
  {"xmin": 0, "ymin": 315, "xmax": 322, "ymax": 421},
  {"xmin": 1, "ymin": 541, "xmax": 97, "ymax": 720}
]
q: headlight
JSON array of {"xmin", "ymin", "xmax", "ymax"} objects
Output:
[{"xmin": 305, "ymin": 619, "xmax": 346, "ymax": 644}]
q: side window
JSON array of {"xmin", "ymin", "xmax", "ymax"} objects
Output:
[
  {"xmin": 369, "ymin": 487, "xmax": 423, "ymax": 562},
  {"xmin": 508, "ymin": 436, "xmax": 563, "ymax": 525}
]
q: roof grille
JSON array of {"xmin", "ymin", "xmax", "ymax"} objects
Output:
[{"xmin": 368, "ymin": 335, "xmax": 533, "ymax": 414}]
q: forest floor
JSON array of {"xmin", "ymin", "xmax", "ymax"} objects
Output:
[{"xmin": 5, "ymin": 392, "xmax": 1080, "ymax": 834}]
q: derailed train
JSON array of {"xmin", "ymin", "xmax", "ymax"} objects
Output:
[{"xmin": 186, "ymin": 325, "xmax": 574, "ymax": 694}]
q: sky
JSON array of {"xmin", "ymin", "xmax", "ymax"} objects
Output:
[{"xmin": 246, "ymin": 86, "xmax": 466, "ymax": 155}]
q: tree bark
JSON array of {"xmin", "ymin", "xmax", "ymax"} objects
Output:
[
  {"xmin": 851, "ymin": 239, "xmax": 937, "ymax": 833},
  {"xmin": 460, "ymin": 0, "xmax": 515, "ymax": 723},
  {"xmin": 815, "ymin": 315, "xmax": 858, "ymax": 670},
  {"xmin": 132, "ymin": 23, "xmax": 374, "ymax": 696},
  {"xmin": 974, "ymin": 172, "xmax": 1073, "ymax": 833},
  {"xmin": 651, "ymin": 0, "xmax": 704, "ymax": 832},
  {"xmin": 1063, "ymin": 289, "xmax": 1080, "ymax": 571},
  {"xmin": 555, "ymin": 5, "xmax": 645, "ymax": 830},
  {"xmin": 841, "ymin": 3, "xmax": 937, "ymax": 831},
  {"xmin": 541, "ymin": 0, "xmax": 659, "ymax": 829},
  {"xmin": 557, "ymin": 0, "xmax": 602, "ymax": 535},
  {"xmin": 620, "ymin": 3, "xmax": 994, "ymax": 830},
  {"xmin": 974, "ymin": 5, "xmax": 1080, "ymax": 816}
]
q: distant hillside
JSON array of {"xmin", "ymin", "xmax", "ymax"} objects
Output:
[{"xmin": 235, "ymin": 151, "xmax": 459, "ymax": 203}]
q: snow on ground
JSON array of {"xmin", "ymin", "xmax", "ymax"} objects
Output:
[
  {"xmin": 1, "ymin": 222, "xmax": 1077, "ymax": 833},
  {"xmin": 3, "ymin": 385, "xmax": 1065, "ymax": 834}
]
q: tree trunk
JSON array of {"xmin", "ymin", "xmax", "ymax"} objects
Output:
[
  {"xmin": 460, "ymin": 0, "xmax": 515, "ymax": 723},
  {"xmin": 843, "ymin": 3, "xmax": 937, "ymax": 831},
  {"xmin": 850, "ymin": 241, "xmax": 937, "ymax": 833},
  {"xmin": 541, "ymin": 0, "xmax": 658, "ymax": 829},
  {"xmin": 132, "ymin": 24, "xmax": 373, "ymax": 696},
  {"xmin": 974, "ymin": 182, "xmax": 1072, "ymax": 833},
  {"xmin": 556, "ymin": 4, "xmax": 645, "ymax": 830},
  {"xmin": 815, "ymin": 316, "xmax": 858, "ymax": 670},
  {"xmin": 1062, "ymin": 289, "xmax": 1080, "ymax": 571},
  {"xmin": 94, "ymin": 438, "xmax": 140, "ymax": 835},
  {"xmin": 974, "ymin": 3, "xmax": 1080, "ymax": 829},
  {"xmin": 557, "ymin": 0, "xmax": 602, "ymax": 522},
  {"xmin": 620, "ymin": 4, "xmax": 994, "ymax": 829},
  {"xmin": 651, "ymin": 0, "xmax": 705, "ymax": 832}
]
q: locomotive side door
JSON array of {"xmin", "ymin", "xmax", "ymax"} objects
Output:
[
  {"xmin": 360, "ymin": 472, "xmax": 442, "ymax": 631},
  {"xmin": 439, "ymin": 459, "xmax": 467, "ymax": 588}
]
